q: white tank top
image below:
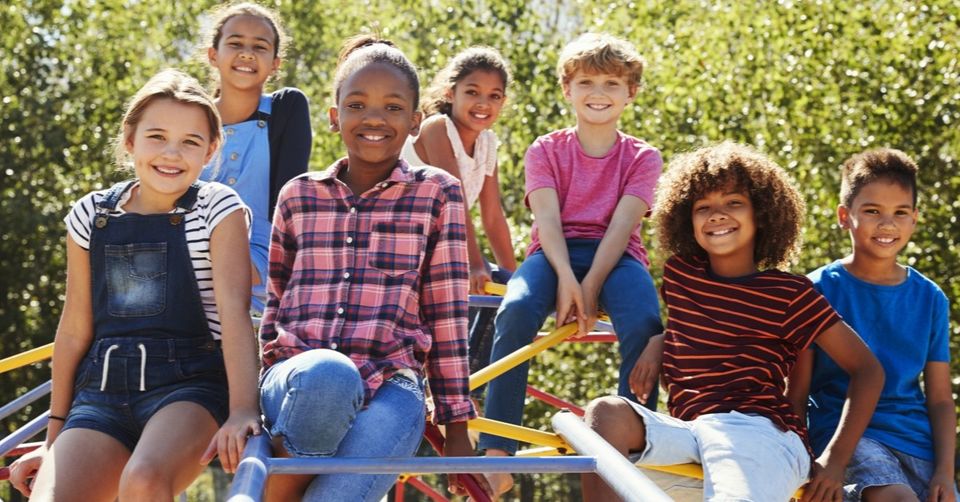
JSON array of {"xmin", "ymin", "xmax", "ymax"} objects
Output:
[{"xmin": 401, "ymin": 114, "xmax": 498, "ymax": 209}]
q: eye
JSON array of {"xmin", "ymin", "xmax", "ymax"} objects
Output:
[
  {"xmin": 183, "ymin": 139, "xmax": 202, "ymax": 147},
  {"xmin": 490, "ymin": 93, "xmax": 503, "ymax": 101},
  {"xmin": 864, "ymin": 208, "xmax": 879, "ymax": 214},
  {"xmin": 727, "ymin": 199, "xmax": 743, "ymax": 207},
  {"xmin": 606, "ymin": 81, "xmax": 620, "ymax": 87},
  {"xmin": 147, "ymin": 134, "xmax": 164, "ymax": 141},
  {"xmin": 386, "ymin": 104, "xmax": 404, "ymax": 112},
  {"xmin": 228, "ymin": 42, "xmax": 242, "ymax": 48},
  {"xmin": 255, "ymin": 45, "xmax": 269, "ymax": 52},
  {"xmin": 465, "ymin": 89, "xmax": 479, "ymax": 96},
  {"xmin": 895, "ymin": 209, "xmax": 911, "ymax": 216},
  {"xmin": 345, "ymin": 102, "xmax": 364, "ymax": 110}
]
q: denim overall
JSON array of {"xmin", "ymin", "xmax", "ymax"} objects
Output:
[
  {"xmin": 201, "ymin": 95, "xmax": 271, "ymax": 313},
  {"xmin": 61, "ymin": 181, "xmax": 228, "ymax": 451}
]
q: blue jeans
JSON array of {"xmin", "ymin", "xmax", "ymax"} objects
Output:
[
  {"xmin": 479, "ymin": 240, "xmax": 662, "ymax": 454},
  {"xmin": 468, "ymin": 265, "xmax": 513, "ymax": 397},
  {"xmin": 260, "ymin": 349, "xmax": 426, "ymax": 502}
]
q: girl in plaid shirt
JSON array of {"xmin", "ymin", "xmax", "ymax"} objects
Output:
[{"xmin": 257, "ymin": 35, "xmax": 491, "ymax": 501}]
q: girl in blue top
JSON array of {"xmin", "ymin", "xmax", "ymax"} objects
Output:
[
  {"xmin": 203, "ymin": 2, "xmax": 312, "ymax": 313},
  {"xmin": 8, "ymin": 69, "xmax": 260, "ymax": 501}
]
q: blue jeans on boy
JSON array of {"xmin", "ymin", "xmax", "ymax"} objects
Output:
[
  {"xmin": 478, "ymin": 240, "xmax": 662, "ymax": 454},
  {"xmin": 260, "ymin": 349, "xmax": 426, "ymax": 502}
]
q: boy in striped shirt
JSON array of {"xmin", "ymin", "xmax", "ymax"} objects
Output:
[{"xmin": 581, "ymin": 143, "xmax": 884, "ymax": 502}]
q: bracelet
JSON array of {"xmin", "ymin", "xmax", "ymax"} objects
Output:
[{"xmin": 48, "ymin": 414, "xmax": 66, "ymax": 421}]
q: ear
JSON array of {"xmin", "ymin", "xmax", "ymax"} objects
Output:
[
  {"xmin": 328, "ymin": 106, "xmax": 340, "ymax": 132},
  {"xmin": 561, "ymin": 81, "xmax": 572, "ymax": 101},
  {"xmin": 628, "ymin": 84, "xmax": 638, "ymax": 100},
  {"xmin": 910, "ymin": 207, "xmax": 918, "ymax": 226},
  {"xmin": 410, "ymin": 110, "xmax": 423, "ymax": 137},
  {"xmin": 123, "ymin": 124, "xmax": 136, "ymax": 153},
  {"xmin": 444, "ymin": 87, "xmax": 454, "ymax": 101},
  {"xmin": 270, "ymin": 56, "xmax": 281, "ymax": 74},
  {"xmin": 207, "ymin": 46, "xmax": 218, "ymax": 66},
  {"xmin": 836, "ymin": 205, "xmax": 850, "ymax": 229},
  {"xmin": 204, "ymin": 139, "xmax": 219, "ymax": 165}
]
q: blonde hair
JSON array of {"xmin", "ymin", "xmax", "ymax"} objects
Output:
[
  {"xmin": 114, "ymin": 69, "xmax": 222, "ymax": 169},
  {"xmin": 557, "ymin": 33, "xmax": 644, "ymax": 87}
]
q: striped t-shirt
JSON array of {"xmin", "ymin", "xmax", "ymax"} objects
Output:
[
  {"xmin": 65, "ymin": 182, "xmax": 250, "ymax": 339},
  {"xmin": 661, "ymin": 255, "xmax": 840, "ymax": 446}
]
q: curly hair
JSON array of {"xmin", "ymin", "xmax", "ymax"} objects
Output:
[
  {"xmin": 557, "ymin": 33, "xmax": 644, "ymax": 88},
  {"xmin": 653, "ymin": 142, "xmax": 806, "ymax": 269},
  {"xmin": 840, "ymin": 148, "xmax": 918, "ymax": 208},
  {"xmin": 421, "ymin": 46, "xmax": 510, "ymax": 117},
  {"xmin": 332, "ymin": 34, "xmax": 420, "ymax": 109}
]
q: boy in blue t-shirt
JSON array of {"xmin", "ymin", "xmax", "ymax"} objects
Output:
[{"xmin": 791, "ymin": 148, "xmax": 958, "ymax": 502}]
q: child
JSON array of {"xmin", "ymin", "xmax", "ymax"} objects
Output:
[
  {"xmin": 7, "ymin": 69, "xmax": 260, "ymax": 500},
  {"xmin": 257, "ymin": 35, "xmax": 491, "ymax": 501},
  {"xmin": 202, "ymin": 2, "xmax": 312, "ymax": 314},
  {"xmin": 792, "ymin": 148, "xmax": 958, "ymax": 501},
  {"xmin": 401, "ymin": 46, "xmax": 517, "ymax": 378},
  {"xmin": 581, "ymin": 142, "xmax": 885, "ymax": 502},
  {"xmin": 478, "ymin": 32, "xmax": 664, "ymax": 494}
]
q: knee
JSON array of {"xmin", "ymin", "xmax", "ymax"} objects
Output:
[
  {"xmin": 583, "ymin": 396, "xmax": 642, "ymax": 442},
  {"xmin": 119, "ymin": 460, "xmax": 173, "ymax": 500},
  {"xmin": 286, "ymin": 350, "xmax": 361, "ymax": 393},
  {"xmin": 861, "ymin": 485, "xmax": 920, "ymax": 502}
]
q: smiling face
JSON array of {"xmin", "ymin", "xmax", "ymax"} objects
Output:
[
  {"xmin": 562, "ymin": 70, "xmax": 635, "ymax": 127},
  {"xmin": 329, "ymin": 62, "xmax": 421, "ymax": 175},
  {"xmin": 125, "ymin": 98, "xmax": 216, "ymax": 207},
  {"xmin": 448, "ymin": 69, "xmax": 506, "ymax": 134},
  {"xmin": 839, "ymin": 179, "xmax": 917, "ymax": 263},
  {"xmin": 691, "ymin": 187, "xmax": 758, "ymax": 277},
  {"xmin": 208, "ymin": 14, "xmax": 280, "ymax": 92}
]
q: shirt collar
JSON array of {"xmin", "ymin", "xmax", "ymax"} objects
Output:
[{"xmin": 314, "ymin": 158, "xmax": 416, "ymax": 187}]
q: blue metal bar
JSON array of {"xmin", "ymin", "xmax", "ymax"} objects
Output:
[
  {"xmin": 0, "ymin": 411, "xmax": 49, "ymax": 457},
  {"xmin": 267, "ymin": 455, "xmax": 597, "ymax": 475},
  {"xmin": 468, "ymin": 294, "xmax": 503, "ymax": 309},
  {"xmin": 226, "ymin": 433, "xmax": 272, "ymax": 502},
  {"xmin": 0, "ymin": 380, "xmax": 51, "ymax": 422},
  {"xmin": 552, "ymin": 411, "xmax": 671, "ymax": 502}
]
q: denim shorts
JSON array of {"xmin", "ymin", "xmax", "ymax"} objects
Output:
[
  {"xmin": 843, "ymin": 436, "xmax": 960, "ymax": 501},
  {"xmin": 624, "ymin": 398, "xmax": 809, "ymax": 502},
  {"xmin": 62, "ymin": 336, "xmax": 229, "ymax": 452}
]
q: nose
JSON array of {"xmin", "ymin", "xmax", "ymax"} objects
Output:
[
  {"xmin": 161, "ymin": 142, "xmax": 183, "ymax": 158},
  {"xmin": 707, "ymin": 209, "xmax": 728, "ymax": 223},
  {"xmin": 361, "ymin": 108, "xmax": 386, "ymax": 126}
]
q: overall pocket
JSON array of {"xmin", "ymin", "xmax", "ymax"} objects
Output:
[
  {"xmin": 368, "ymin": 221, "xmax": 426, "ymax": 276},
  {"xmin": 105, "ymin": 242, "xmax": 167, "ymax": 317}
]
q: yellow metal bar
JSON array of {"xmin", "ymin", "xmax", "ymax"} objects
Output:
[
  {"xmin": 469, "ymin": 323, "xmax": 579, "ymax": 391},
  {"xmin": 0, "ymin": 344, "xmax": 53, "ymax": 375},
  {"xmin": 483, "ymin": 282, "xmax": 507, "ymax": 296},
  {"xmin": 639, "ymin": 463, "xmax": 803, "ymax": 498},
  {"xmin": 468, "ymin": 417, "xmax": 571, "ymax": 451},
  {"xmin": 515, "ymin": 446, "xmax": 563, "ymax": 457}
]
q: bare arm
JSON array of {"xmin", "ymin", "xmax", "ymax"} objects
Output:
[
  {"xmin": 477, "ymin": 167, "xmax": 517, "ymax": 273},
  {"xmin": 580, "ymin": 195, "xmax": 648, "ymax": 330},
  {"xmin": 528, "ymin": 188, "xmax": 584, "ymax": 333},
  {"xmin": 417, "ymin": 123, "xmax": 489, "ymax": 294},
  {"xmin": 202, "ymin": 210, "xmax": 261, "ymax": 473},
  {"xmin": 802, "ymin": 320, "xmax": 884, "ymax": 502},
  {"xmin": 923, "ymin": 361, "xmax": 957, "ymax": 502},
  {"xmin": 787, "ymin": 348, "xmax": 814, "ymax": 423}
]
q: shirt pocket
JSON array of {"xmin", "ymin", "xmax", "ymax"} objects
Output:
[
  {"xmin": 368, "ymin": 221, "xmax": 426, "ymax": 277},
  {"xmin": 105, "ymin": 242, "xmax": 167, "ymax": 317}
]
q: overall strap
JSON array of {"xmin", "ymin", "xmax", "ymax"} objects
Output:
[
  {"xmin": 96, "ymin": 180, "xmax": 137, "ymax": 212},
  {"xmin": 175, "ymin": 182, "xmax": 204, "ymax": 211}
]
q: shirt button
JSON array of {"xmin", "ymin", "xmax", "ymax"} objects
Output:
[
  {"xmin": 257, "ymin": 120, "xmax": 267, "ymax": 128},
  {"xmin": 379, "ymin": 182, "xmax": 388, "ymax": 188},
  {"xmin": 330, "ymin": 342, "xmax": 338, "ymax": 350},
  {"xmin": 227, "ymin": 177, "xmax": 237, "ymax": 185},
  {"xmin": 230, "ymin": 152, "xmax": 239, "ymax": 161},
  {"xmin": 349, "ymin": 206, "xmax": 357, "ymax": 214},
  {"xmin": 343, "ymin": 272, "xmax": 351, "ymax": 279},
  {"xmin": 226, "ymin": 128, "xmax": 235, "ymax": 136},
  {"xmin": 336, "ymin": 307, "xmax": 345, "ymax": 315},
  {"xmin": 345, "ymin": 236, "xmax": 353, "ymax": 244}
]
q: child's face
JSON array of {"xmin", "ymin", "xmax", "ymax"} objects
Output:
[
  {"xmin": 561, "ymin": 70, "xmax": 635, "ymax": 127},
  {"xmin": 208, "ymin": 15, "xmax": 280, "ymax": 92},
  {"xmin": 447, "ymin": 69, "xmax": 505, "ymax": 134},
  {"xmin": 838, "ymin": 180, "xmax": 917, "ymax": 262},
  {"xmin": 329, "ymin": 62, "xmax": 421, "ymax": 173},
  {"xmin": 125, "ymin": 98, "xmax": 216, "ymax": 200},
  {"xmin": 692, "ymin": 187, "xmax": 757, "ymax": 273}
]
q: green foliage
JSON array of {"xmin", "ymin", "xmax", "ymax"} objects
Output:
[{"xmin": 2, "ymin": 0, "xmax": 958, "ymax": 500}]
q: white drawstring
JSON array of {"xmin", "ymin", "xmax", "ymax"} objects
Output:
[
  {"xmin": 100, "ymin": 344, "xmax": 120, "ymax": 392},
  {"xmin": 137, "ymin": 343, "xmax": 147, "ymax": 391}
]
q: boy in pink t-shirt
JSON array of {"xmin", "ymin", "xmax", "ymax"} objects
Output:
[{"xmin": 478, "ymin": 33, "xmax": 663, "ymax": 494}]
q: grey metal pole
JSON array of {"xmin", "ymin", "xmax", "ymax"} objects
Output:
[
  {"xmin": 227, "ymin": 433, "xmax": 271, "ymax": 502},
  {"xmin": 552, "ymin": 411, "xmax": 672, "ymax": 502}
]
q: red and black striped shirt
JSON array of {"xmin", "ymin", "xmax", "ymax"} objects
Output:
[{"xmin": 661, "ymin": 255, "xmax": 840, "ymax": 447}]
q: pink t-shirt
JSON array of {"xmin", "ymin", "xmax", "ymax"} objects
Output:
[{"xmin": 524, "ymin": 128, "xmax": 662, "ymax": 267}]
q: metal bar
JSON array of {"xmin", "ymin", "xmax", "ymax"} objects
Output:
[
  {"xmin": 0, "ymin": 380, "xmax": 52, "ymax": 422},
  {"xmin": 3, "ymin": 441, "xmax": 43, "ymax": 458},
  {"xmin": 515, "ymin": 446, "xmax": 563, "ymax": 457},
  {"xmin": 552, "ymin": 411, "xmax": 671, "ymax": 502},
  {"xmin": 468, "ymin": 417, "xmax": 570, "ymax": 451},
  {"xmin": 405, "ymin": 475, "xmax": 450, "ymax": 502},
  {"xmin": 0, "ymin": 344, "xmax": 53, "ymax": 375},
  {"xmin": 226, "ymin": 433, "xmax": 272, "ymax": 502},
  {"xmin": 0, "ymin": 412, "xmax": 49, "ymax": 458},
  {"xmin": 469, "ymin": 323, "xmax": 579, "ymax": 390},
  {"xmin": 526, "ymin": 385, "xmax": 584, "ymax": 416},
  {"xmin": 266, "ymin": 456, "xmax": 597, "ymax": 475},
  {"xmin": 467, "ymin": 295, "xmax": 503, "ymax": 309},
  {"xmin": 535, "ymin": 332, "xmax": 617, "ymax": 343}
]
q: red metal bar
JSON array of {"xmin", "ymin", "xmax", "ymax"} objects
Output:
[
  {"xmin": 405, "ymin": 475, "xmax": 450, "ymax": 502},
  {"xmin": 3, "ymin": 441, "xmax": 42, "ymax": 458},
  {"xmin": 394, "ymin": 477, "xmax": 405, "ymax": 502},
  {"xmin": 526, "ymin": 386, "xmax": 584, "ymax": 416}
]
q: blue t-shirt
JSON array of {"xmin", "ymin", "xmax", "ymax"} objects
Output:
[{"xmin": 807, "ymin": 260, "xmax": 950, "ymax": 461}]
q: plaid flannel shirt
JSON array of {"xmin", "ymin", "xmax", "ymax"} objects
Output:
[{"xmin": 260, "ymin": 158, "xmax": 475, "ymax": 424}]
